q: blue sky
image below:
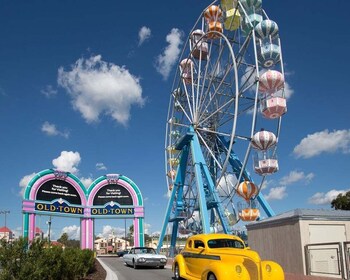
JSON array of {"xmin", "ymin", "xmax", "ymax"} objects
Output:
[{"xmin": 0, "ymin": 0, "xmax": 349, "ymax": 240}]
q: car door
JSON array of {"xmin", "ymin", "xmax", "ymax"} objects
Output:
[
  {"xmin": 124, "ymin": 248, "xmax": 133, "ymax": 265},
  {"xmin": 186, "ymin": 239, "xmax": 207, "ymax": 278}
]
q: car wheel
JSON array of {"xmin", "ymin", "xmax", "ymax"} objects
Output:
[
  {"xmin": 159, "ymin": 265, "xmax": 165, "ymax": 269},
  {"xmin": 208, "ymin": 273, "xmax": 217, "ymax": 280},
  {"xmin": 133, "ymin": 260, "xmax": 138, "ymax": 269},
  {"xmin": 174, "ymin": 264, "xmax": 183, "ymax": 280}
]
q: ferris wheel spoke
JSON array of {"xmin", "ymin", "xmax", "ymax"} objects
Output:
[
  {"xmin": 196, "ymin": 131, "xmax": 223, "ymax": 170},
  {"xmin": 179, "ymin": 79, "xmax": 195, "ymax": 121},
  {"xmin": 197, "ymin": 39, "xmax": 228, "ymax": 113}
]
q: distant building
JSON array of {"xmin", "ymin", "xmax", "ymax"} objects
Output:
[
  {"xmin": 94, "ymin": 235, "xmax": 129, "ymax": 255},
  {"xmin": 35, "ymin": 227, "xmax": 44, "ymax": 239},
  {"xmin": 0, "ymin": 226, "xmax": 14, "ymax": 242}
]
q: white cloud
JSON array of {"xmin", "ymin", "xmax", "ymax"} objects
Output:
[
  {"xmin": 41, "ymin": 85, "xmax": 57, "ymax": 98},
  {"xmin": 61, "ymin": 225, "xmax": 80, "ymax": 240},
  {"xmin": 264, "ymin": 186, "xmax": 287, "ymax": 201},
  {"xmin": 144, "ymin": 223, "xmax": 151, "ymax": 235},
  {"xmin": 308, "ymin": 189, "xmax": 347, "ymax": 205},
  {"xmin": 96, "ymin": 162, "xmax": 107, "ymax": 171},
  {"xmin": 100, "ymin": 225, "xmax": 126, "ymax": 238},
  {"xmin": 19, "ymin": 172, "xmax": 36, "ymax": 196},
  {"xmin": 58, "ymin": 55, "xmax": 145, "ymax": 126},
  {"xmin": 155, "ymin": 28, "xmax": 183, "ymax": 80},
  {"xmin": 80, "ymin": 177, "xmax": 93, "ymax": 188},
  {"xmin": 284, "ymin": 81, "xmax": 294, "ymax": 99},
  {"xmin": 52, "ymin": 151, "xmax": 81, "ymax": 174},
  {"xmin": 138, "ymin": 26, "xmax": 151, "ymax": 46},
  {"xmin": 279, "ymin": 170, "xmax": 314, "ymax": 186},
  {"xmin": 41, "ymin": 121, "xmax": 69, "ymax": 138},
  {"xmin": 0, "ymin": 86, "xmax": 6, "ymax": 96},
  {"xmin": 293, "ymin": 129, "xmax": 350, "ymax": 159}
]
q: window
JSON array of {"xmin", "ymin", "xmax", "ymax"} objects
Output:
[
  {"xmin": 207, "ymin": 239, "xmax": 244, "ymax": 249},
  {"xmin": 194, "ymin": 240, "xmax": 205, "ymax": 248}
]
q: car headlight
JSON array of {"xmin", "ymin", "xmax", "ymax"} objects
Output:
[
  {"xmin": 235, "ymin": 265, "xmax": 242, "ymax": 274},
  {"xmin": 138, "ymin": 258, "xmax": 146, "ymax": 263},
  {"xmin": 266, "ymin": 264, "xmax": 272, "ymax": 272},
  {"xmin": 160, "ymin": 258, "xmax": 167, "ymax": 263}
]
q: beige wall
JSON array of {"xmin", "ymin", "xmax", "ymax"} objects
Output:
[
  {"xmin": 248, "ymin": 219, "xmax": 350, "ymax": 276},
  {"xmin": 247, "ymin": 220, "xmax": 305, "ymax": 274}
]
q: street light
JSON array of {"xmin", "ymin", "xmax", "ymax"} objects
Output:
[
  {"xmin": 0, "ymin": 210, "xmax": 10, "ymax": 228},
  {"xmin": 46, "ymin": 216, "xmax": 52, "ymax": 245}
]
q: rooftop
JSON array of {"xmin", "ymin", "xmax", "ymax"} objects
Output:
[
  {"xmin": 0, "ymin": 226, "xmax": 12, "ymax": 233},
  {"xmin": 246, "ymin": 208, "xmax": 350, "ymax": 229}
]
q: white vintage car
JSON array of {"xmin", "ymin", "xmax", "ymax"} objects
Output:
[{"xmin": 123, "ymin": 247, "xmax": 167, "ymax": 269}]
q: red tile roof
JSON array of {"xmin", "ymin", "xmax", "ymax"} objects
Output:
[{"xmin": 0, "ymin": 226, "xmax": 12, "ymax": 233}]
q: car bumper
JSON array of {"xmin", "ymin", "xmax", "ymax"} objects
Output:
[{"xmin": 136, "ymin": 260, "xmax": 167, "ymax": 267}]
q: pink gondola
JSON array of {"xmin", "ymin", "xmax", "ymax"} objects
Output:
[
  {"xmin": 261, "ymin": 96, "xmax": 287, "ymax": 119},
  {"xmin": 259, "ymin": 70, "xmax": 284, "ymax": 94}
]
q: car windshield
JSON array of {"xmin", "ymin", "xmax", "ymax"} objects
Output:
[
  {"xmin": 134, "ymin": 248, "xmax": 156, "ymax": 254},
  {"xmin": 207, "ymin": 238, "xmax": 245, "ymax": 249}
]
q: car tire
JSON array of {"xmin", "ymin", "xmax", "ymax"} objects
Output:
[
  {"xmin": 208, "ymin": 273, "xmax": 217, "ymax": 280},
  {"xmin": 174, "ymin": 264, "xmax": 183, "ymax": 280},
  {"xmin": 133, "ymin": 260, "xmax": 138, "ymax": 269},
  {"xmin": 159, "ymin": 265, "xmax": 165, "ymax": 269}
]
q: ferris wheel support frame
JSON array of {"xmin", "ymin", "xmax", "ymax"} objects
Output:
[{"xmin": 157, "ymin": 126, "xmax": 233, "ymax": 257}]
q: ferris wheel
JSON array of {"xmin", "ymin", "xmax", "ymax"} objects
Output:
[{"xmin": 158, "ymin": 0, "xmax": 287, "ymax": 255}]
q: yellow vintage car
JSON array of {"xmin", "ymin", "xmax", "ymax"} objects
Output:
[{"xmin": 173, "ymin": 233, "xmax": 284, "ymax": 280}]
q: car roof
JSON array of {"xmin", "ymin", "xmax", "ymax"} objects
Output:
[{"xmin": 188, "ymin": 233, "xmax": 243, "ymax": 241}]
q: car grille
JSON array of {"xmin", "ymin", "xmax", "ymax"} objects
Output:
[{"xmin": 146, "ymin": 258, "xmax": 161, "ymax": 262}]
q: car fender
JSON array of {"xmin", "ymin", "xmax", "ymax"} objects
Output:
[
  {"xmin": 173, "ymin": 254, "xmax": 187, "ymax": 277},
  {"xmin": 260, "ymin": 260, "xmax": 284, "ymax": 280},
  {"xmin": 201, "ymin": 261, "xmax": 250, "ymax": 280}
]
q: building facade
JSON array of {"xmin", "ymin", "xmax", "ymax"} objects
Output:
[{"xmin": 246, "ymin": 209, "xmax": 350, "ymax": 279}]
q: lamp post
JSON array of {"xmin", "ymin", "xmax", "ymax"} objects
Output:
[
  {"xmin": 0, "ymin": 210, "xmax": 10, "ymax": 228},
  {"xmin": 47, "ymin": 216, "xmax": 52, "ymax": 245},
  {"xmin": 124, "ymin": 219, "xmax": 127, "ymax": 250}
]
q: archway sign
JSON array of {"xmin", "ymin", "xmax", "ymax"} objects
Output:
[{"xmin": 22, "ymin": 169, "xmax": 144, "ymax": 249}]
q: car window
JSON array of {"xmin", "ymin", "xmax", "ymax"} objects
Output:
[
  {"xmin": 207, "ymin": 239, "xmax": 245, "ymax": 249},
  {"xmin": 188, "ymin": 240, "xmax": 192, "ymax": 248},
  {"xmin": 134, "ymin": 248, "xmax": 156, "ymax": 254},
  {"xmin": 194, "ymin": 240, "xmax": 205, "ymax": 248}
]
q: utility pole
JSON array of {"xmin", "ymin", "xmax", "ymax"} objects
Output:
[
  {"xmin": 0, "ymin": 210, "xmax": 10, "ymax": 228},
  {"xmin": 47, "ymin": 216, "xmax": 52, "ymax": 245},
  {"xmin": 124, "ymin": 219, "xmax": 127, "ymax": 250}
]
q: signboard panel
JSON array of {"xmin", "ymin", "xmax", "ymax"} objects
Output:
[
  {"xmin": 35, "ymin": 200, "xmax": 84, "ymax": 215},
  {"xmin": 93, "ymin": 184, "xmax": 133, "ymax": 206},
  {"xmin": 35, "ymin": 179, "xmax": 81, "ymax": 205}
]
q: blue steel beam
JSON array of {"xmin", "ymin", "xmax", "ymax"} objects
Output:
[{"xmin": 157, "ymin": 136, "xmax": 191, "ymax": 255}]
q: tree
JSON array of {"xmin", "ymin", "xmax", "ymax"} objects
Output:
[
  {"xmin": 331, "ymin": 191, "xmax": 350, "ymax": 210},
  {"xmin": 57, "ymin": 232, "xmax": 69, "ymax": 247}
]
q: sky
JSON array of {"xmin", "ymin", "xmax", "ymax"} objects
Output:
[{"xmin": 0, "ymin": 0, "xmax": 349, "ymax": 241}]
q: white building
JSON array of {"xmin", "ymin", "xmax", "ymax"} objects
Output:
[
  {"xmin": 0, "ymin": 226, "xmax": 14, "ymax": 242},
  {"xmin": 246, "ymin": 208, "xmax": 350, "ymax": 279},
  {"xmin": 94, "ymin": 235, "xmax": 129, "ymax": 254}
]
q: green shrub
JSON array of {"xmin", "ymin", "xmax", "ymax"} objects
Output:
[{"xmin": 0, "ymin": 238, "xmax": 94, "ymax": 280}]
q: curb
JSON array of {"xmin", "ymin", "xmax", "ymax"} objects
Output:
[{"xmin": 97, "ymin": 258, "xmax": 118, "ymax": 280}]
